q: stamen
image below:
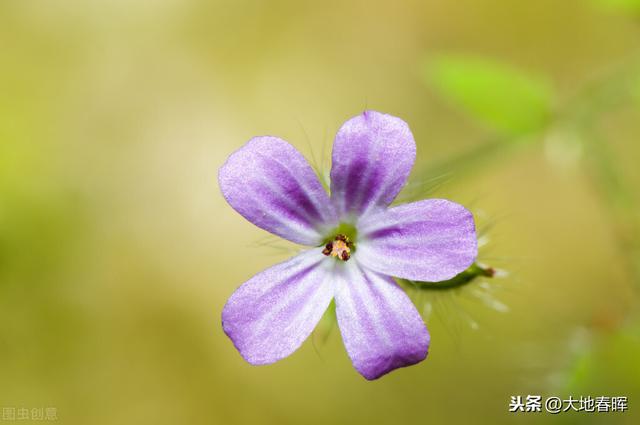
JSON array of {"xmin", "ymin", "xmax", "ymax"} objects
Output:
[{"xmin": 322, "ymin": 234, "xmax": 353, "ymax": 261}]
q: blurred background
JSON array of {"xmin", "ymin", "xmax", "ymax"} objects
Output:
[{"xmin": 1, "ymin": 0, "xmax": 639, "ymax": 424}]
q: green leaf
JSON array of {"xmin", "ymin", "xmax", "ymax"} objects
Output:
[
  {"xmin": 423, "ymin": 55, "xmax": 554, "ymax": 136},
  {"xmin": 592, "ymin": 0, "xmax": 640, "ymax": 14}
]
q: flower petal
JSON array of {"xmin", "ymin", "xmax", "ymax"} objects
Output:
[
  {"xmin": 356, "ymin": 199, "xmax": 477, "ymax": 282},
  {"xmin": 330, "ymin": 111, "xmax": 416, "ymax": 219},
  {"xmin": 222, "ymin": 248, "xmax": 336, "ymax": 365},
  {"xmin": 334, "ymin": 262, "xmax": 429, "ymax": 380},
  {"xmin": 219, "ymin": 136, "xmax": 337, "ymax": 245}
]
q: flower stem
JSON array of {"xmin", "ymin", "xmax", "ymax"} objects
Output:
[{"xmin": 400, "ymin": 262, "xmax": 495, "ymax": 291}]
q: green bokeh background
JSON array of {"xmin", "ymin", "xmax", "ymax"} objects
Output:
[{"xmin": 1, "ymin": 1, "xmax": 639, "ymax": 424}]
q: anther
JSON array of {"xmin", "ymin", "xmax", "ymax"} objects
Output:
[{"xmin": 322, "ymin": 234, "xmax": 353, "ymax": 261}]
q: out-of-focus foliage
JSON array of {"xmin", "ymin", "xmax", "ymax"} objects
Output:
[
  {"xmin": 633, "ymin": 73, "xmax": 640, "ymax": 105},
  {"xmin": 592, "ymin": 0, "xmax": 640, "ymax": 14},
  {"xmin": 565, "ymin": 322, "xmax": 640, "ymax": 398},
  {"xmin": 423, "ymin": 56, "xmax": 554, "ymax": 136},
  {"xmin": 0, "ymin": 140, "xmax": 81, "ymax": 285},
  {"xmin": 1, "ymin": 1, "xmax": 640, "ymax": 424}
]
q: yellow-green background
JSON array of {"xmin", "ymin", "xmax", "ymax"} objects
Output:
[{"xmin": 1, "ymin": 1, "xmax": 639, "ymax": 424}]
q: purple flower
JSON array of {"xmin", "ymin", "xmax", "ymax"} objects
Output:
[{"xmin": 218, "ymin": 111, "xmax": 477, "ymax": 380}]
